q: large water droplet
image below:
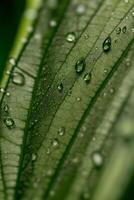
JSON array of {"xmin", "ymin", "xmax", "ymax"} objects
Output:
[
  {"xmin": 58, "ymin": 127, "xmax": 65, "ymax": 136},
  {"xmin": 66, "ymin": 32, "xmax": 76, "ymax": 43},
  {"xmin": 92, "ymin": 151, "xmax": 103, "ymax": 168},
  {"xmin": 83, "ymin": 73, "xmax": 91, "ymax": 84},
  {"xmin": 75, "ymin": 58, "xmax": 86, "ymax": 74},
  {"xmin": 12, "ymin": 72, "xmax": 25, "ymax": 86},
  {"xmin": 4, "ymin": 117, "xmax": 15, "ymax": 129},
  {"xmin": 103, "ymin": 36, "xmax": 111, "ymax": 52}
]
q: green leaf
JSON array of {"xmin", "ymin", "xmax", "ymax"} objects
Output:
[{"xmin": 0, "ymin": 0, "xmax": 134, "ymax": 200}]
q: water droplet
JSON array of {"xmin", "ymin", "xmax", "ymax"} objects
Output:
[
  {"xmin": 132, "ymin": 11, "xmax": 134, "ymax": 17},
  {"xmin": 104, "ymin": 69, "xmax": 108, "ymax": 75},
  {"xmin": 110, "ymin": 87, "xmax": 115, "ymax": 94},
  {"xmin": 116, "ymin": 27, "xmax": 121, "ymax": 34},
  {"xmin": 46, "ymin": 148, "xmax": 51, "ymax": 154},
  {"xmin": 84, "ymin": 33, "xmax": 89, "ymax": 39},
  {"xmin": 6, "ymin": 92, "xmax": 10, "ymax": 97},
  {"xmin": 27, "ymin": 26, "xmax": 33, "ymax": 33},
  {"xmin": 32, "ymin": 153, "xmax": 37, "ymax": 161},
  {"xmin": 52, "ymin": 139, "xmax": 59, "ymax": 147},
  {"xmin": 75, "ymin": 58, "xmax": 86, "ymax": 74},
  {"xmin": 34, "ymin": 33, "xmax": 42, "ymax": 40},
  {"xmin": 3, "ymin": 104, "xmax": 9, "ymax": 113},
  {"xmin": 66, "ymin": 32, "xmax": 76, "ymax": 43},
  {"xmin": 57, "ymin": 83, "xmax": 63, "ymax": 92},
  {"xmin": 92, "ymin": 151, "xmax": 103, "ymax": 168},
  {"xmin": 25, "ymin": 9, "xmax": 37, "ymax": 20},
  {"xmin": 4, "ymin": 117, "xmax": 15, "ymax": 129},
  {"xmin": 122, "ymin": 26, "xmax": 127, "ymax": 33},
  {"xmin": 76, "ymin": 97, "xmax": 81, "ymax": 102},
  {"xmin": 9, "ymin": 57, "xmax": 16, "ymax": 66},
  {"xmin": 75, "ymin": 4, "xmax": 86, "ymax": 16},
  {"xmin": 49, "ymin": 19, "xmax": 57, "ymax": 27},
  {"xmin": 103, "ymin": 36, "xmax": 112, "ymax": 52},
  {"xmin": 83, "ymin": 73, "xmax": 91, "ymax": 84},
  {"xmin": 58, "ymin": 127, "xmax": 65, "ymax": 136},
  {"xmin": 12, "ymin": 72, "xmax": 25, "ymax": 86},
  {"xmin": 21, "ymin": 37, "xmax": 28, "ymax": 44},
  {"xmin": 0, "ymin": 88, "xmax": 5, "ymax": 93},
  {"xmin": 125, "ymin": 58, "xmax": 131, "ymax": 67}
]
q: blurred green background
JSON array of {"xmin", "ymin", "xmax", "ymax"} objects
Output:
[{"xmin": 0, "ymin": 0, "xmax": 25, "ymax": 79}]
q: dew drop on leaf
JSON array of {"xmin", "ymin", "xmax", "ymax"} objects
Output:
[
  {"xmin": 52, "ymin": 139, "xmax": 59, "ymax": 147},
  {"xmin": 12, "ymin": 72, "xmax": 25, "ymax": 86},
  {"xmin": 49, "ymin": 19, "xmax": 57, "ymax": 27},
  {"xmin": 57, "ymin": 83, "xmax": 63, "ymax": 92},
  {"xmin": 132, "ymin": 11, "xmax": 134, "ymax": 17},
  {"xmin": 6, "ymin": 92, "xmax": 10, "ymax": 97},
  {"xmin": 122, "ymin": 26, "xmax": 127, "ymax": 33},
  {"xmin": 92, "ymin": 151, "xmax": 103, "ymax": 168},
  {"xmin": 83, "ymin": 72, "xmax": 92, "ymax": 84},
  {"xmin": 75, "ymin": 4, "xmax": 86, "ymax": 16},
  {"xmin": 66, "ymin": 32, "xmax": 76, "ymax": 43},
  {"xmin": 3, "ymin": 104, "xmax": 9, "ymax": 113},
  {"xmin": 75, "ymin": 58, "xmax": 86, "ymax": 74},
  {"xmin": 116, "ymin": 27, "xmax": 121, "ymax": 34},
  {"xmin": 58, "ymin": 127, "xmax": 65, "ymax": 136},
  {"xmin": 0, "ymin": 88, "xmax": 5, "ymax": 93},
  {"xmin": 9, "ymin": 57, "xmax": 16, "ymax": 66},
  {"xmin": 32, "ymin": 153, "xmax": 37, "ymax": 162},
  {"xmin": 103, "ymin": 36, "xmax": 112, "ymax": 52},
  {"xmin": 4, "ymin": 117, "xmax": 15, "ymax": 129}
]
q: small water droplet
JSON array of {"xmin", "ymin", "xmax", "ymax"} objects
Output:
[
  {"xmin": 92, "ymin": 151, "xmax": 103, "ymax": 168},
  {"xmin": 76, "ymin": 97, "xmax": 81, "ymax": 102},
  {"xmin": 0, "ymin": 88, "xmax": 5, "ymax": 93},
  {"xmin": 103, "ymin": 36, "xmax": 112, "ymax": 52},
  {"xmin": 122, "ymin": 26, "xmax": 127, "ymax": 33},
  {"xmin": 32, "ymin": 153, "xmax": 37, "ymax": 161},
  {"xmin": 52, "ymin": 139, "xmax": 59, "ymax": 147},
  {"xmin": 12, "ymin": 72, "xmax": 25, "ymax": 86},
  {"xmin": 3, "ymin": 104, "xmax": 9, "ymax": 113},
  {"xmin": 58, "ymin": 127, "xmax": 65, "ymax": 136},
  {"xmin": 116, "ymin": 27, "xmax": 121, "ymax": 34},
  {"xmin": 132, "ymin": 11, "xmax": 134, "ymax": 17},
  {"xmin": 75, "ymin": 58, "xmax": 86, "ymax": 74},
  {"xmin": 83, "ymin": 73, "xmax": 92, "ymax": 84},
  {"xmin": 125, "ymin": 58, "xmax": 131, "ymax": 67},
  {"xmin": 104, "ymin": 69, "xmax": 108, "ymax": 75},
  {"xmin": 49, "ymin": 19, "xmax": 57, "ymax": 27},
  {"xmin": 6, "ymin": 92, "xmax": 10, "ymax": 97},
  {"xmin": 9, "ymin": 57, "xmax": 16, "ymax": 66},
  {"xmin": 75, "ymin": 4, "xmax": 86, "ymax": 16},
  {"xmin": 4, "ymin": 117, "xmax": 15, "ymax": 129},
  {"xmin": 66, "ymin": 32, "xmax": 76, "ymax": 43},
  {"xmin": 57, "ymin": 83, "xmax": 63, "ymax": 92},
  {"xmin": 84, "ymin": 33, "xmax": 89, "ymax": 39},
  {"xmin": 110, "ymin": 87, "xmax": 115, "ymax": 94},
  {"xmin": 34, "ymin": 33, "xmax": 42, "ymax": 40}
]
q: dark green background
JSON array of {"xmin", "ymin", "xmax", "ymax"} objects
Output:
[{"xmin": 0, "ymin": 0, "xmax": 25, "ymax": 79}]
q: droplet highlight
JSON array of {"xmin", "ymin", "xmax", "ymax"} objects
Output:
[
  {"xmin": 75, "ymin": 58, "xmax": 86, "ymax": 74},
  {"xmin": 103, "ymin": 36, "xmax": 112, "ymax": 52}
]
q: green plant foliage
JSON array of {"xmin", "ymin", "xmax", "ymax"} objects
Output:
[{"xmin": 0, "ymin": 0, "xmax": 134, "ymax": 200}]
